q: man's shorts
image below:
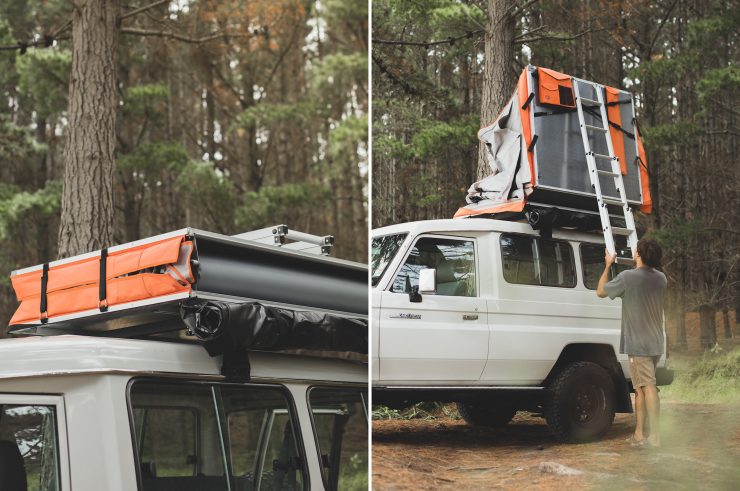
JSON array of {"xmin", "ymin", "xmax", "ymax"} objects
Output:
[{"xmin": 629, "ymin": 355, "xmax": 660, "ymax": 388}]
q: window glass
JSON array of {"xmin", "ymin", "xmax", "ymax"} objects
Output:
[
  {"xmin": 0, "ymin": 404, "xmax": 60, "ymax": 491},
  {"xmin": 391, "ymin": 237, "xmax": 476, "ymax": 296},
  {"xmin": 500, "ymin": 234, "xmax": 575, "ymax": 287},
  {"xmin": 308, "ymin": 388, "xmax": 368, "ymax": 491},
  {"xmin": 580, "ymin": 243, "xmax": 629, "ymax": 289},
  {"xmin": 130, "ymin": 381, "xmax": 304, "ymax": 491},
  {"xmin": 371, "ymin": 234, "xmax": 407, "ymax": 286}
]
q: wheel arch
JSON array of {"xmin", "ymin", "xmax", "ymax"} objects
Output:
[{"xmin": 546, "ymin": 343, "xmax": 632, "ymax": 413}]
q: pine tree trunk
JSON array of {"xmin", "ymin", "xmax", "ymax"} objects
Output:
[
  {"xmin": 58, "ymin": 0, "xmax": 120, "ymax": 258},
  {"xmin": 699, "ymin": 304, "xmax": 716, "ymax": 350},
  {"xmin": 477, "ymin": 0, "xmax": 516, "ymax": 179}
]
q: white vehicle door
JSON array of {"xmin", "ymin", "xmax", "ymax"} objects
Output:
[{"xmin": 378, "ymin": 234, "xmax": 488, "ymax": 383}]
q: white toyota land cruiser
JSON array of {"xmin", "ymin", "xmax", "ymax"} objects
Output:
[{"xmin": 371, "ymin": 218, "xmax": 672, "ymax": 442}]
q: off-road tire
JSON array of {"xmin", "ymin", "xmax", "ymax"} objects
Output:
[
  {"xmin": 456, "ymin": 402, "xmax": 517, "ymax": 427},
  {"xmin": 544, "ymin": 361, "xmax": 615, "ymax": 443}
]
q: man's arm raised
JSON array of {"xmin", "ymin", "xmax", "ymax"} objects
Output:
[{"xmin": 597, "ymin": 248, "xmax": 617, "ymax": 298}]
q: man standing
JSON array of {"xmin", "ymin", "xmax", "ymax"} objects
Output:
[{"xmin": 596, "ymin": 239, "xmax": 667, "ymax": 448}]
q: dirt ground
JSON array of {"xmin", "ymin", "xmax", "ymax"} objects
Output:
[{"xmin": 372, "ymin": 398, "xmax": 740, "ymax": 490}]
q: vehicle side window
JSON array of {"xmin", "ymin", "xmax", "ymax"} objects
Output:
[
  {"xmin": 391, "ymin": 237, "xmax": 476, "ymax": 296},
  {"xmin": 129, "ymin": 381, "xmax": 305, "ymax": 491},
  {"xmin": 500, "ymin": 234, "xmax": 575, "ymax": 287},
  {"xmin": 580, "ymin": 243, "xmax": 628, "ymax": 289},
  {"xmin": 0, "ymin": 404, "xmax": 60, "ymax": 491},
  {"xmin": 308, "ymin": 387, "xmax": 368, "ymax": 491},
  {"xmin": 134, "ymin": 407, "xmax": 197, "ymax": 477}
]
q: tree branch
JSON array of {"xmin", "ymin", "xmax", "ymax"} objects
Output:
[
  {"xmin": 373, "ymin": 30, "xmax": 483, "ymax": 48},
  {"xmin": 121, "ymin": 0, "xmax": 171, "ymax": 21},
  {"xmin": 120, "ymin": 27, "xmax": 252, "ymax": 44},
  {"xmin": 515, "ymin": 27, "xmax": 603, "ymax": 45}
]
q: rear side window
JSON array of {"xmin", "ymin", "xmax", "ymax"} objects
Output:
[
  {"xmin": 308, "ymin": 387, "xmax": 368, "ymax": 491},
  {"xmin": 500, "ymin": 234, "xmax": 576, "ymax": 287},
  {"xmin": 129, "ymin": 381, "xmax": 305, "ymax": 491},
  {"xmin": 580, "ymin": 243, "xmax": 629, "ymax": 289},
  {"xmin": 0, "ymin": 404, "xmax": 60, "ymax": 491},
  {"xmin": 391, "ymin": 237, "xmax": 477, "ymax": 296}
]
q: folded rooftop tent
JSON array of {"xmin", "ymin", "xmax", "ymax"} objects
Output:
[
  {"xmin": 455, "ymin": 66, "xmax": 652, "ymax": 221},
  {"xmin": 8, "ymin": 227, "xmax": 367, "ymax": 334}
]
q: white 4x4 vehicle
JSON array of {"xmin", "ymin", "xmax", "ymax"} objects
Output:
[
  {"xmin": 371, "ymin": 218, "xmax": 672, "ymax": 442},
  {"xmin": 0, "ymin": 227, "xmax": 369, "ymax": 491}
]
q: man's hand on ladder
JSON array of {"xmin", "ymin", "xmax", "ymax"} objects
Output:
[{"xmin": 605, "ymin": 248, "xmax": 617, "ymax": 266}]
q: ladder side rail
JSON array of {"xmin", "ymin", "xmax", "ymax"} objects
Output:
[
  {"xmin": 573, "ymin": 81, "xmax": 617, "ymax": 256},
  {"xmin": 594, "ymin": 86, "xmax": 639, "ymax": 258}
]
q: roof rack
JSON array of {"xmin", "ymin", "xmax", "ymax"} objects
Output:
[{"xmin": 233, "ymin": 225, "xmax": 335, "ymax": 255}]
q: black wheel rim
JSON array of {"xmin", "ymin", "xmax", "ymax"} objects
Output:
[{"xmin": 571, "ymin": 382, "xmax": 605, "ymax": 424}]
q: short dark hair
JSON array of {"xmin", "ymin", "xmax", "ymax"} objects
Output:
[{"xmin": 637, "ymin": 239, "xmax": 662, "ymax": 268}]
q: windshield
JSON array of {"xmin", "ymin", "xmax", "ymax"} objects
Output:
[{"xmin": 371, "ymin": 233, "xmax": 407, "ymax": 286}]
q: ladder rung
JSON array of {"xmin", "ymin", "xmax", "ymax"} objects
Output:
[
  {"xmin": 615, "ymin": 257, "xmax": 636, "ymax": 266},
  {"xmin": 597, "ymin": 170, "xmax": 619, "ymax": 178},
  {"xmin": 579, "ymin": 97, "xmax": 600, "ymax": 106},
  {"xmin": 584, "ymin": 124, "xmax": 608, "ymax": 132},
  {"xmin": 611, "ymin": 227, "xmax": 634, "ymax": 236},
  {"xmin": 601, "ymin": 197, "xmax": 625, "ymax": 206},
  {"xmin": 592, "ymin": 153, "xmax": 612, "ymax": 160}
]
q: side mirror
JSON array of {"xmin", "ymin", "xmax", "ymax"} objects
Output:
[{"xmin": 418, "ymin": 268, "xmax": 436, "ymax": 295}]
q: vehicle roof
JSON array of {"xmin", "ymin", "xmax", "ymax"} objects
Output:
[
  {"xmin": 373, "ymin": 218, "xmax": 606, "ymax": 244},
  {"xmin": 0, "ymin": 335, "xmax": 366, "ymax": 384}
]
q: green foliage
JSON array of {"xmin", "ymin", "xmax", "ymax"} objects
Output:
[
  {"xmin": 696, "ymin": 66, "xmax": 740, "ymax": 104},
  {"xmin": 0, "ymin": 181, "xmax": 61, "ymax": 240},
  {"xmin": 328, "ymin": 115, "xmax": 368, "ymax": 162},
  {"xmin": 640, "ymin": 122, "xmax": 703, "ymax": 149},
  {"xmin": 312, "ymin": 53, "xmax": 368, "ymax": 95},
  {"xmin": 238, "ymin": 101, "xmax": 315, "ymax": 127},
  {"xmin": 662, "ymin": 347, "xmax": 740, "ymax": 404},
  {"xmin": 0, "ymin": 116, "xmax": 42, "ymax": 161},
  {"xmin": 371, "ymin": 402, "xmax": 458, "ymax": 421},
  {"xmin": 16, "ymin": 49, "xmax": 71, "ymax": 119},
  {"xmin": 410, "ymin": 116, "xmax": 478, "ymax": 158},
  {"xmin": 649, "ymin": 219, "xmax": 707, "ymax": 250},
  {"xmin": 118, "ymin": 141, "xmax": 190, "ymax": 179},
  {"xmin": 123, "ymin": 83, "xmax": 170, "ymax": 117},
  {"xmin": 235, "ymin": 183, "xmax": 332, "ymax": 230},
  {"xmin": 176, "ymin": 160, "xmax": 237, "ymax": 229}
]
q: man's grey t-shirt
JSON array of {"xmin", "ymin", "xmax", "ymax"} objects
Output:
[{"xmin": 604, "ymin": 267, "xmax": 667, "ymax": 356}]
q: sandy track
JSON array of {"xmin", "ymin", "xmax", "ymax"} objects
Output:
[{"xmin": 372, "ymin": 400, "xmax": 740, "ymax": 490}]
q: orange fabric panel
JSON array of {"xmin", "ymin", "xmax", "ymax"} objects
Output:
[
  {"xmin": 537, "ymin": 67, "xmax": 575, "ymax": 107},
  {"xmin": 636, "ymin": 126, "xmax": 652, "ymax": 214},
  {"xmin": 107, "ymin": 236, "xmax": 183, "ymax": 279},
  {"xmin": 454, "ymin": 200, "xmax": 525, "ymax": 218},
  {"xmin": 605, "ymin": 87, "xmax": 627, "ymax": 175},
  {"xmin": 9, "ymin": 274, "xmax": 190, "ymax": 325},
  {"xmin": 516, "ymin": 69, "xmax": 536, "ymax": 187}
]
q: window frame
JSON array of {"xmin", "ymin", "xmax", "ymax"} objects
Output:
[
  {"xmin": 386, "ymin": 233, "xmax": 480, "ymax": 297},
  {"xmin": 126, "ymin": 378, "xmax": 308, "ymax": 491},
  {"xmin": 371, "ymin": 232, "xmax": 409, "ymax": 287},
  {"xmin": 0, "ymin": 393, "xmax": 70, "ymax": 491},
  {"xmin": 579, "ymin": 242, "xmax": 627, "ymax": 290},
  {"xmin": 499, "ymin": 232, "xmax": 577, "ymax": 288},
  {"xmin": 306, "ymin": 385, "xmax": 368, "ymax": 491}
]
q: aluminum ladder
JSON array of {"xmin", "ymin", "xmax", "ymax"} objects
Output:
[{"xmin": 573, "ymin": 80, "xmax": 638, "ymax": 265}]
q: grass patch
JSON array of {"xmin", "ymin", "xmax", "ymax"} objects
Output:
[
  {"xmin": 372, "ymin": 402, "xmax": 460, "ymax": 421},
  {"xmin": 662, "ymin": 346, "xmax": 740, "ymax": 403}
]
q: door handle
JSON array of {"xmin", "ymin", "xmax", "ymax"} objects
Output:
[{"xmin": 463, "ymin": 314, "xmax": 478, "ymax": 321}]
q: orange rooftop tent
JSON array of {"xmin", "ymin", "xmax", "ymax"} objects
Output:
[{"xmin": 455, "ymin": 66, "xmax": 651, "ymax": 222}]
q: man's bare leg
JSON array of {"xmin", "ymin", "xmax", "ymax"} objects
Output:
[
  {"xmin": 643, "ymin": 384, "xmax": 660, "ymax": 446},
  {"xmin": 633, "ymin": 386, "xmax": 646, "ymax": 441}
]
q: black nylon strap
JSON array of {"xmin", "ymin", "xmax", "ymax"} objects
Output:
[
  {"xmin": 99, "ymin": 248, "xmax": 108, "ymax": 312},
  {"xmin": 606, "ymin": 99, "xmax": 632, "ymax": 106},
  {"xmin": 534, "ymin": 107, "xmax": 575, "ymax": 118},
  {"xmin": 522, "ymin": 92, "xmax": 535, "ymax": 110},
  {"xmin": 528, "ymin": 134, "xmax": 538, "ymax": 152},
  {"xmin": 40, "ymin": 262, "xmax": 49, "ymax": 323}
]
